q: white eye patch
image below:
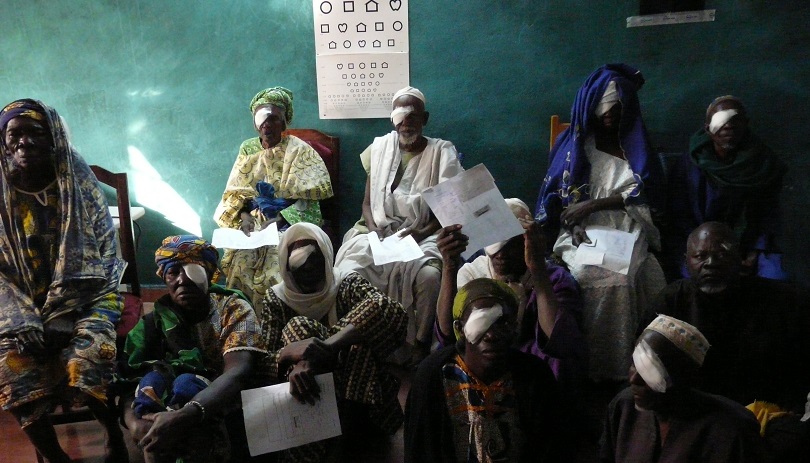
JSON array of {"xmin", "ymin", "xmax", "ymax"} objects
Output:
[
  {"xmin": 254, "ymin": 107, "xmax": 274, "ymax": 129},
  {"xmin": 595, "ymin": 80, "xmax": 619, "ymax": 117},
  {"xmin": 288, "ymin": 244, "xmax": 317, "ymax": 271},
  {"xmin": 182, "ymin": 263, "xmax": 209, "ymax": 293},
  {"xmin": 390, "ymin": 105, "xmax": 414, "ymax": 126},
  {"xmin": 709, "ymin": 109, "xmax": 738, "ymax": 134},
  {"xmin": 632, "ymin": 339, "xmax": 672, "ymax": 393},
  {"xmin": 463, "ymin": 304, "xmax": 503, "ymax": 345}
]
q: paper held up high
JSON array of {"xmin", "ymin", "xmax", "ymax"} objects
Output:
[
  {"xmin": 368, "ymin": 231, "xmax": 424, "ymax": 266},
  {"xmin": 572, "ymin": 225, "xmax": 637, "ymax": 275},
  {"xmin": 421, "ymin": 164, "xmax": 525, "ymax": 260},
  {"xmin": 241, "ymin": 373, "xmax": 342, "ymax": 456},
  {"xmin": 211, "ymin": 222, "xmax": 279, "ymax": 249}
]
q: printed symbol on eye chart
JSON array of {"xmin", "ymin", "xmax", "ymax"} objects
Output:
[
  {"xmin": 372, "ymin": 40, "xmax": 381, "ymax": 48},
  {"xmin": 359, "ymin": 40, "xmax": 366, "ymax": 47},
  {"xmin": 348, "ymin": 63, "xmax": 355, "ymax": 69},
  {"xmin": 337, "ymin": 63, "xmax": 343, "ymax": 69},
  {"xmin": 359, "ymin": 63, "xmax": 366, "ymax": 69},
  {"xmin": 344, "ymin": 40, "xmax": 351, "ymax": 48},
  {"xmin": 365, "ymin": 0, "xmax": 379, "ymax": 12},
  {"xmin": 393, "ymin": 21, "xmax": 403, "ymax": 31},
  {"xmin": 344, "ymin": 1, "xmax": 355, "ymax": 12},
  {"xmin": 329, "ymin": 41, "xmax": 337, "ymax": 49},
  {"xmin": 338, "ymin": 23, "xmax": 348, "ymax": 33},
  {"xmin": 357, "ymin": 23, "xmax": 367, "ymax": 32},
  {"xmin": 321, "ymin": 24, "xmax": 330, "ymax": 33},
  {"xmin": 388, "ymin": 39, "xmax": 395, "ymax": 46},
  {"xmin": 375, "ymin": 22, "xmax": 384, "ymax": 31},
  {"xmin": 320, "ymin": 2, "xmax": 333, "ymax": 14},
  {"xmin": 381, "ymin": 63, "xmax": 388, "ymax": 68},
  {"xmin": 371, "ymin": 63, "xmax": 377, "ymax": 68},
  {"xmin": 389, "ymin": 0, "xmax": 401, "ymax": 11}
]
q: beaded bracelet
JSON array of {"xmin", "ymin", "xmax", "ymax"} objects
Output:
[{"xmin": 185, "ymin": 400, "xmax": 206, "ymax": 423}]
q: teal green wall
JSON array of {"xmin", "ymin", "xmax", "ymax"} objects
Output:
[{"xmin": 1, "ymin": 1, "xmax": 808, "ymax": 285}]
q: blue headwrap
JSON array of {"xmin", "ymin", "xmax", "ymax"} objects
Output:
[
  {"xmin": 154, "ymin": 235, "xmax": 220, "ymax": 282},
  {"xmin": 534, "ymin": 64, "xmax": 664, "ymax": 240}
]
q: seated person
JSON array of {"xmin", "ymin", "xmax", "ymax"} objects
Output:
[
  {"xmin": 0, "ymin": 99, "xmax": 127, "ymax": 463},
  {"xmin": 259, "ymin": 223, "xmax": 407, "ymax": 462},
  {"xmin": 601, "ymin": 315, "xmax": 763, "ymax": 462},
  {"xmin": 214, "ymin": 86, "xmax": 334, "ymax": 311},
  {"xmin": 405, "ymin": 278, "xmax": 566, "ymax": 463},
  {"xmin": 652, "ymin": 221, "xmax": 810, "ymax": 460},
  {"xmin": 534, "ymin": 64, "xmax": 667, "ymax": 382},
  {"xmin": 122, "ymin": 236, "xmax": 264, "ymax": 463},
  {"xmin": 666, "ymin": 96, "xmax": 787, "ymax": 280},
  {"xmin": 435, "ymin": 198, "xmax": 585, "ymax": 388},
  {"xmin": 335, "ymin": 86, "xmax": 463, "ymax": 364}
]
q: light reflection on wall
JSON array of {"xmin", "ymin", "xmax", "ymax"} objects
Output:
[{"xmin": 127, "ymin": 145, "xmax": 202, "ymax": 236}]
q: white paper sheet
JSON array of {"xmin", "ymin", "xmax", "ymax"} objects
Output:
[
  {"xmin": 572, "ymin": 225, "xmax": 637, "ymax": 275},
  {"xmin": 421, "ymin": 164, "xmax": 525, "ymax": 260},
  {"xmin": 241, "ymin": 373, "xmax": 342, "ymax": 456},
  {"xmin": 211, "ymin": 222, "xmax": 279, "ymax": 250},
  {"xmin": 367, "ymin": 230, "xmax": 424, "ymax": 265}
]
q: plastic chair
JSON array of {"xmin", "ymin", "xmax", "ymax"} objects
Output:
[{"xmin": 550, "ymin": 115, "xmax": 570, "ymax": 151}]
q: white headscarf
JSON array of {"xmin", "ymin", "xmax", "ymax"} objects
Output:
[
  {"xmin": 272, "ymin": 223, "xmax": 345, "ymax": 326},
  {"xmin": 392, "ymin": 86, "xmax": 426, "ymax": 105}
]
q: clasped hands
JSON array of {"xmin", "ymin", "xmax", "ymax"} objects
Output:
[
  {"xmin": 560, "ymin": 200, "xmax": 594, "ymax": 247},
  {"xmin": 17, "ymin": 314, "xmax": 77, "ymax": 354},
  {"xmin": 281, "ymin": 338, "xmax": 339, "ymax": 405}
]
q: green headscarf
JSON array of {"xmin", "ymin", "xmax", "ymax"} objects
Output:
[
  {"xmin": 249, "ymin": 87, "xmax": 294, "ymax": 124},
  {"xmin": 452, "ymin": 278, "xmax": 518, "ymax": 340},
  {"xmin": 689, "ymin": 129, "xmax": 785, "ymax": 190}
]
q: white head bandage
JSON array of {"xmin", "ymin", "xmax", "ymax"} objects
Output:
[
  {"xmin": 253, "ymin": 107, "xmax": 274, "ymax": 129},
  {"xmin": 708, "ymin": 109, "xmax": 739, "ymax": 134},
  {"xmin": 595, "ymin": 80, "xmax": 620, "ymax": 117},
  {"xmin": 392, "ymin": 86, "xmax": 426, "ymax": 105},
  {"xmin": 462, "ymin": 303, "xmax": 503, "ymax": 345},
  {"xmin": 633, "ymin": 339, "xmax": 672, "ymax": 393},
  {"xmin": 390, "ymin": 105, "xmax": 414, "ymax": 127},
  {"xmin": 182, "ymin": 263, "xmax": 209, "ymax": 293},
  {"xmin": 288, "ymin": 244, "xmax": 317, "ymax": 271}
]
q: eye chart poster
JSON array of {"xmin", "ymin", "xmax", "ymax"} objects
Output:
[{"xmin": 313, "ymin": 0, "xmax": 410, "ymax": 119}]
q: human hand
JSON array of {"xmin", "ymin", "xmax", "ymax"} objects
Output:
[
  {"xmin": 16, "ymin": 329, "xmax": 45, "ymax": 354},
  {"xmin": 239, "ymin": 212, "xmax": 256, "ymax": 236},
  {"xmin": 129, "ymin": 416, "xmax": 154, "ymax": 444},
  {"xmin": 437, "ymin": 225, "xmax": 468, "ymax": 265},
  {"xmin": 139, "ymin": 407, "xmax": 198, "ymax": 454},
  {"xmin": 560, "ymin": 200, "xmax": 593, "ymax": 229},
  {"xmin": 288, "ymin": 360, "xmax": 321, "ymax": 405},
  {"xmin": 43, "ymin": 315, "xmax": 76, "ymax": 351},
  {"xmin": 571, "ymin": 225, "xmax": 592, "ymax": 247},
  {"xmin": 281, "ymin": 338, "xmax": 336, "ymax": 370},
  {"xmin": 523, "ymin": 222, "xmax": 547, "ymax": 274}
]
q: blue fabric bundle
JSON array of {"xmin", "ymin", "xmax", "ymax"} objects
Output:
[{"xmin": 254, "ymin": 181, "xmax": 291, "ymax": 218}]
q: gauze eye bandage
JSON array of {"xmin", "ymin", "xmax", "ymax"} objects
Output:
[
  {"xmin": 288, "ymin": 244, "xmax": 317, "ymax": 271},
  {"xmin": 390, "ymin": 106, "xmax": 414, "ymax": 127},
  {"xmin": 709, "ymin": 109, "xmax": 738, "ymax": 134},
  {"xmin": 632, "ymin": 339, "xmax": 672, "ymax": 393},
  {"xmin": 595, "ymin": 80, "xmax": 619, "ymax": 117},
  {"xmin": 254, "ymin": 107, "xmax": 275, "ymax": 129},
  {"xmin": 463, "ymin": 304, "xmax": 504, "ymax": 345},
  {"xmin": 182, "ymin": 263, "xmax": 209, "ymax": 293}
]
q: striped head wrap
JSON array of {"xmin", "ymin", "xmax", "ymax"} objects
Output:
[
  {"xmin": 0, "ymin": 99, "xmax": 47, "ymax": 134},
  {"xmin": 155, "ymin": 235, "xmax": 220, "ymax": 282},
  {"xmin": 452, "ymin": 278, "xmax": 518, "ymax": 340},
  {"xmin": 249, "ymin": 87, "xmax": 294, "ymax": 124}
]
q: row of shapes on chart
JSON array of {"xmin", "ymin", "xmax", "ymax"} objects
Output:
[
  {"xmin": 319, "ymin": 0, "xmax": 403, "ymax": 15},
  {"xmin": 320, "ymin": 21, "xmax": 404, "ymax": 34},
  {"xmin": 327, "ymin": 38, "xmax": 397, "ymax": 49},
  {"xmin": 335, "ymin": 62, "xmax": 389, "ymax": 70},
  {"xmin": 341, "ymin": 72, "xmax": 384, "ymax": 79}
]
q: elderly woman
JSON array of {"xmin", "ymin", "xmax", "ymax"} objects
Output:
[
  {"xmin": 534, "ymin": 64, "xmax": 667, "ymax": 383},
  {"xmin": 0, "ymin": 99, "xmax": 127, "ymax": 462},
  {"xmin": 405, "ymin": 278, "xmax": 566, "ymax": 463},
  {"xmin": 214, "ymin": 87, "xmax": 333, "ymax": 311},
  {"xmin": 259, "ymin": 222, "xmax": 407, "ymax": 462}
]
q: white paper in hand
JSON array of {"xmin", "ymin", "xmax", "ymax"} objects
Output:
[
  {"xmin": 241, "ymin": 373, "xmax": 342, "ymax": 456},
  {"xmin": 367, "ymin": 231, "xmax": 424, "ymax": 265},
  {"xmin": 211, "ymin": 222, "xmax": 279, "ymax": 249},
  {"xmin": 573, "ymin": 225, "xmax": 637, "ymax": 275}
]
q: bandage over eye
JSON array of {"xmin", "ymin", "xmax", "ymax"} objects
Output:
[
  {"xmin": 463, "ymin": 304, "xmax": 503, "ymax": 345},
  {"xmin": 390, "ymin": 106, "xmax": 414, "ymax": 126},
  {"xmin": 254, "ymin": 107, "xmax": 275, "ymax": 129},
  {"xmin": 595, "ymin": 80, "xmax": 619, "ymax": 117},
  {"xmin": 632, "ymin": 339, "xmax": 672, "ymax": 393},
  {"xmin": 288, "ymin": 244, "xmax": 317, "ymax": 271},
  {"xmin": 182, "ymin": 263, "xmax": 209, "ymax": 293},
  {"xmin": 708, "ymin": 109, "xmax": 738, "ymax": 134}
]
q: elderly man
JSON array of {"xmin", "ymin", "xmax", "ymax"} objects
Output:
[
  {"xmin": 214, "ymin": 87, "xmax": 334, "ymax": 311},
  {"xmin": 652, "ymin": 221, "xmax": 810, "ymax": 460},
  {"xmin": 335, "ymin": 86, "xmax": 463, "ymax": 365},
  {"xmin": 405, "ymin": 278, "xmax": 566, "ymax": 463},
  {"xmin": 0, "ymin": 99, "xmax": 127, "ymax": 462},
  {"xmin": 665, "ymin": 96, "xmax": 786, "ymax": 280},
  {"xmin": 601, "ymin": 315, "xmax": 763, "ymax": 462},
  {"xmin": 434, "ymin": 198, "xmax": 585, "ymax": 388},
  {"xmin": 122, "ymin": 236, "xmax": 265, "ymax": 463}
]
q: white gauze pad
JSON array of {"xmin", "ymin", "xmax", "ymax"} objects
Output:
[
  {"xmin": 632, "ymin": 339, "xmax": 672, "ymax": 393},
  {"xmin": 463, "ymin": 304, "xmax": 503, "ymax": 345},
  {"xmin": 182, "ymin": 263, "xmax": 209, "ymax": 293},
  {"xmin": 254, "ymin": 107, "xmax": 274, "ymax": 129},
  {"xmin": 288, "ymin": 244, "xmax": 317, "ymax": 271},
  {"xmin": 390, "ymin": 106, "xmax": 414, "ymax": 126},
  {"xmin": 709, "ymin": 109, "xmax": 738, "ymax": 134}
]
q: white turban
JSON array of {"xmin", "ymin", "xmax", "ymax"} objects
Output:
[{"xmin": 392, "ymin": 86, "xmax": 426, "ymax": 105}]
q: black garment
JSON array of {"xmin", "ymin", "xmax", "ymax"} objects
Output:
[
  {"xmin": 404, "ymin": 345, "xmax": 567, "ymax": 463},
  {"xmin": 600, "ymin": 388, "xmax": 763, "ymax": 463},
  {"xmin": 651, "ymin": 277, "xmax": 810, "ymax": 412}
]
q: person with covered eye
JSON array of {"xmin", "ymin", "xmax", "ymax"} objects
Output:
[
  {"xmin": 405, "ymin": 278, "xmax": 567, "ymax": 463},
  {"xmin": 258, "ymin": 222, "xmax": 407, "ymax": 462},
  {"xmin": 601, "ymin": 314, "xmax": 763, "ymax": 463}
]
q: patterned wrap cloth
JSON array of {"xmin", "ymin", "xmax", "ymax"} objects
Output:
[
  {"xmin": 154, "ymin": 234, "xmax": 220, "ymax": 282},
  {"xmin": 0, "ymin": 99, "xmax": 124, "ymax": 426},
  {"xmin": 250, "ymin": 86, "xmax": 294, "ymax": 124}
]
